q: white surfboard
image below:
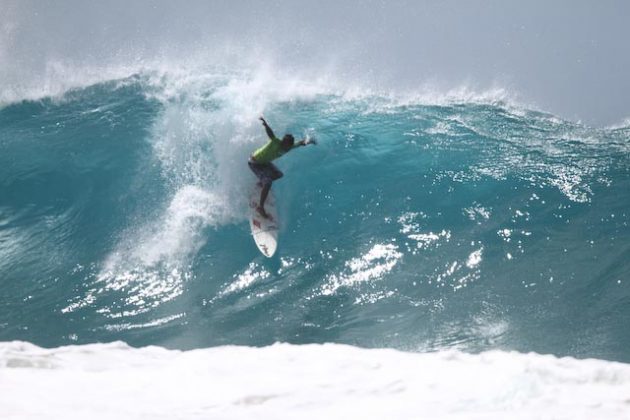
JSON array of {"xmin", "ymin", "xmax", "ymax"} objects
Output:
[{"xmin": 249, "ymin": 184, "xmax": 279, "ymax": 258}]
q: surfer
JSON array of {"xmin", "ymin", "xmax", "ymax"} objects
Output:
[{"xmin": 248, "ymin": 117, "xmax": 316, "ymax": 218}]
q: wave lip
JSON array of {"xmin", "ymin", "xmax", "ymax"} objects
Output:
[{"xmin": 2, "ymin": 341, "xmax": 630, "ymax": 419}]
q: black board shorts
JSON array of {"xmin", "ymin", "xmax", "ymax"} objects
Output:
[{"xmin": 248, "ymin": 157, "xmax": 283, "ymax": 186}]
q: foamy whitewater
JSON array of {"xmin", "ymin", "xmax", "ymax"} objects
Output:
[
  {"xmin": 3, "ymin": 341, "xmax": 630, "ymax": 419},
  {"xmin": 2, "ymin": 2, "xmax": 630, "ymax": 418}
]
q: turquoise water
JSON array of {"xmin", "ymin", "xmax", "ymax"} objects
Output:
[{"xmin": 1, "ymin": 72, "xmax": 629, "ymax": 361}]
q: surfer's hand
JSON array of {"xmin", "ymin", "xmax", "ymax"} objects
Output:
[
  {"xmin": 259, "ymin": 116, "xmax": 268, "ymax": 126},
  {"xmin": 306, "ymin": 138, "xmax": 317, "ymax": 145}
]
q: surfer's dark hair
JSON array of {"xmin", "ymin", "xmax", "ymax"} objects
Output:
[{"xmin": 282, "ymin": 134, "xmax": 295, "ymax": 147}]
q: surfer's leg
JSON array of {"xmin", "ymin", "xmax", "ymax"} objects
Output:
[
  {"xmin": 258, "ymin": 164, "xmax": 283, "ymax": 218},
  {"xmin": 250, "ymin": 161, "xmax": 282, "ymax": 218},
  {"xmin": 249, "ymin": 158, "xmax": 269, "ymax": 189},
  {"xmin": 255, "ymin": 180, "xmax": 272, "ymax": 219},
  {"xmin": 260, "ymin": 182, "xmax": 271, "ymax": 210},
  {"xmin": 269, "ymin": 163, "xmax": 283, "ymax": 181},
  {"xmin": 248, "ymin": 159, "xmax": 262, "ymax": 183}
]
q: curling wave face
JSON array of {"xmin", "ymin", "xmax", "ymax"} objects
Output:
[{"xmin": 0, "ymin": 70, "xmax": 629, "ymax": 362}]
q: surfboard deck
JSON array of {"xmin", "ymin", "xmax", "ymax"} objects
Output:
[{"xmin": 249, "ymin": 184, "xmax": 279, "ymax": 258}]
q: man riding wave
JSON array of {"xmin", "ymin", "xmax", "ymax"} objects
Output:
[{"xmin": 248, "ymin": 117, "xmax": 316, "ymax": 218}]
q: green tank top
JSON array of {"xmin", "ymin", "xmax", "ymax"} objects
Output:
[{"xmin": 252, "ymin": 136, "xmax": 289, "ymax": 164}]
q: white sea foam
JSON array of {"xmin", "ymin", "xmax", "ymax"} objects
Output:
[
  {"xmin": 397, "ymin": 211, "xmax": 451, "ymax": 254},
  {"xmin": 466, "ymin": 248, "xmax": 483, "ymax": 268},
  {"xmin": 62, "ymin": 185, "xmax": 230, "ymax": 318},
  {"xmin": 463, "ymin": 203, "xmax": 492, "ymax": 222},
  {"xmin": 607, "ymin": 117, "xmax": 630, "ymax": 130},
  {"xmin": 1, "ymin": 341, "xmax": 630, "ymax": 419},
  {"xmin": 219, "ymin": 262, "xmax": 271, "ymax": 297},
  {"xmin": 321, "ymin": 243, "xmax": 403, "ymax": 296}
]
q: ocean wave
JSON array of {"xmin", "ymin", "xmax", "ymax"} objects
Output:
[{"xmin": 0, "ymin": 68, "xmax": 628, "ymax": 361}]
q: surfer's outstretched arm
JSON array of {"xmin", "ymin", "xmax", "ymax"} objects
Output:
[
  {"xmin": 296, "ymin": 138, "xmax": 317, "ymax": 147},
  {"xmin": 259, "ymin": 117, "xmax": 276, "ymax": 139}
]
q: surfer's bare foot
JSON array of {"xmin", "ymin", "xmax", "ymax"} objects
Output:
[{"xmin": 256, "ymin": 205, "xmax": 270, "ymax": 219}]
